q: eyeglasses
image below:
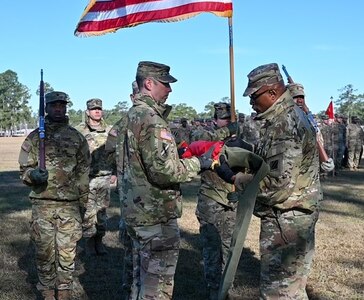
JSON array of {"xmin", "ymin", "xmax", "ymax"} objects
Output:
[{"xmin": 250, "ymin": 88, "xmax": 271, "ymax": 102}]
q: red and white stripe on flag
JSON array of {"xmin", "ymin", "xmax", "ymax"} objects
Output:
[{"xmin": 75, "ymin": 0, "xmax": 233, "ymax": 37}]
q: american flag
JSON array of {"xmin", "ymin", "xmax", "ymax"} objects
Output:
[{"xmin": 75, "ymin": 0, "xmax": 233, "ymax": 37}]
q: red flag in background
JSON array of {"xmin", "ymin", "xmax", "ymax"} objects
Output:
[
  {"xmin": 325, "ymin": 101, "xmax": 334, "ymax": 120},
  {"xmin": 75, "ymin": 0, "xmax": 233, "ymax": 37}
]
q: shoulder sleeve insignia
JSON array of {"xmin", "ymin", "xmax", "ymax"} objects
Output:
[
  {"xmin": 108, "ymin": 129, "xmax": 118, "ymax": 137},
  {"xmin": 160, "ymin": 129, "xmax": 173, "ymax": 141}
]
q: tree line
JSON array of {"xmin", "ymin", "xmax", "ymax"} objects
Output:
[{"xmin": 1, "ymin": 69, "xmax": 363, "ymax": 135}]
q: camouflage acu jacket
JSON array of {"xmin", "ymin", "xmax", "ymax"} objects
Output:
[
  {"xmin": 76, "ymin": 119, "xmax": 112, "ymax": 177},
  {"xmin": 191, "ymin": 126, "xmax": 234, "ymax": 206},
  {"xmin": 120, "ymin": 94, "xmax": 201, "ymax": 227},
  {"xmin": 254, "ymin": 90, "xmax": 322, "ymax": 216},
  {"xmin": 104, "ymin": 118, "xmax": 126, "ymax": 176},
  {"xmin": 19, "ymin": 117, "xmax": 90, "ymax": 201},
  {"xmin": 346, "ymin": 123, "xmax": 364, "ymax": 148}
]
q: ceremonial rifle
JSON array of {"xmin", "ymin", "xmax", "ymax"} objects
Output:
[
  {"xmin": 39, "ymin": 69, "xmax": 46, "ymax": 170},
  {"xmin": 282, "ymin": 65, "xmax": 330, "ymax": 163}
]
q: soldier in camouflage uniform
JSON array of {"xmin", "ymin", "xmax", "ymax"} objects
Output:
[
  {"xmin": 191, "ymin": 102, "xmax": 245, "ymax": 299},
  {"xmin": 119, "ymin": 61, "xmax": 213, "ymax": 300},
  {"xmin": 331, "ymin": 114, "xmax": 347, "ymax": 173},
  {"xmin": 319, "ymin": 115, "xmax": 333, "ymax": 157},
  {"xmin": 242, "ymin": 64, "xmax": 322, "ymax": 299},
  {"xmin": 76, "ymin": 98, "xmax": 113, "ymax": 256},
  {"xmin": 174, "ymin": 117, "xmax": 191, "ymax": 146},
  {"xmin": 104, "ymin": 81, "xmax": 139, "ymax": 298},
  {"xmin": 287, "ymin": 83, "xmax": 335, "ymax": 173},
  {"xmin": 237, "ymin": 112, "xmax": 245, "ymax": 134},
  {"xmin": 346, "ymin": 116, "xmax": 364, "ymax": 170},
  {"xmin": 18, "ymin": 91, "xmax": 90, "ymax": 300}
]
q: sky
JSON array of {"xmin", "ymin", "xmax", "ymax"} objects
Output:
[{"xmin": 1, "ymin": 1, "xmax": 364, "ymax": 117}]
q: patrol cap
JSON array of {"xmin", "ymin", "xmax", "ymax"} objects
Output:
[
  {"xmin": 351, "ymin": 115, "xmax": 360, "ymax": 121},
  {"xmin": 243, "ymin": 63, "xmax": 284, "ymax": 97},
  {"xmin": 214, "ymin": 102, "xmax": 231, "ymax": 119},
  {"xmin": 321, "ymin": 115, "xmax": 329, "ymax": 120},
  {"xmin": 136, "ymin": 61, "xmax": 177, "ymax": 83},
  {"xmin": 287, "ymin": 83, "xmax": 305, "ymax": 98},
  {"xmin": 87, "ymin": 98, "xmax": 103, "ymax": 110},
  {"xmin": 45, "ymin": 91, "xmax": 69, "ymax": 104}
]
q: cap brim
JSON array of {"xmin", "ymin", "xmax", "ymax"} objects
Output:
[
  {"xmin": 243, "ymin": 86, "xmax": 258, "ymax": 97},
  {"xmin": 158, "ymin": 74, "xmax": 177, "ymax": 83}
]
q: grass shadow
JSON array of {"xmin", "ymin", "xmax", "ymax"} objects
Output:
[{"xmin": 0, "ymin": 171, "xmax": 31, "ymax": 215}]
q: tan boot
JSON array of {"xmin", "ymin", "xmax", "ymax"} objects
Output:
[
  {"xmin": 95, "ymin": 235, "xmax": 108, "ymax": 255},
  {"xmin": 40, "ymin": 289, "xmax": 56, "ymax": 300},
  {"xmin": 85, "ymin": 237, "xmax": 97, "ymax": 256},
  {"xmin": 57, "ymin": 289, "xmax": 71, "ymax": 300}
]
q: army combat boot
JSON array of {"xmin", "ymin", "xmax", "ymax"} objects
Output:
[
  {"xmin": 85, "ymin": 237, "xmax": 97, "ymax": 256},
  {"xmin": 40, "ymin": 289, "xmax": 56, "ymax": 300},
  {"xmin": 95, "ymin": 235, "xmax": 108, "ymax": 255}
]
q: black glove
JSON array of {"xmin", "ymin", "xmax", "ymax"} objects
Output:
[
  {"xmin": 227, "ymin": 121, "xmax": 238, "ymax": 136},
  {"xmin": 197, "ymin": 145, "xmax": 215, "ymax": 171},
  {"xmin": 225, "ymin": 137, "xmax": 253, "ymax": 152},
  {"xmin": 214, "ymin": 156, "xmax": 235, "ymax": 184},
  {"xmin": 177, "ymin": 147, "xmax": 187, "ymax": 158},
  {"xmin": 29, "ymin": 168, "xmax": 49, "ymax": 185}
]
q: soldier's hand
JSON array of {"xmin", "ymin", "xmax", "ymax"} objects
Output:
[
  {"xmin": 225, "ymin": 137, "xmax": 253, "ymax": 152},
  {"xmin": 227, "ymin": 121, "xmax": 238, "ymax": 136},
  {"xmin": 215, "ymin": 155, "xmax": 235, "ymax": 184},
  {"xmin": 29, "ymin": 168, "xmax": 48, "ymax": 185},
  {"xmin": 197, "ymin": 145, "xmax": 215, "ymax": 171},
  {"xmin": 321, "ymin": 158, "xmax": 335, "ymax": 172},
  {"xmin": 234, "ymin": 172, "xmax": 254, "ymax": 191}
]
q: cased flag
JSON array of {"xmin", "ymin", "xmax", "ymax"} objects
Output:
[
  {"xmin": 325, "ymin": 100, "xmax": 334, "ymax": 120},
  {"xmin": 74, "ymin": 0, "xmax": 233, "ymax": 37}
]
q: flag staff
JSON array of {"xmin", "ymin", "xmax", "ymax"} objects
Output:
[{"xmin": 228, "ymin": 16, "xmax": 236, "ymax": 122}]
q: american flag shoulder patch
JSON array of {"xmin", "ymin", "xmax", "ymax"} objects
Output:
[
  {"xmin": 21, "ymin": 140, "xmax": 32, "ymax": 153},
  {"xmin": 108, "ymin": 129, "xmax": 117, "ymax": 137},
  {"xmin": 160, "ymin": 129, "xmax": 173, "ymax": 141}
]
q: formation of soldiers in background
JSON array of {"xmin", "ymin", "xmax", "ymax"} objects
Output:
[{"xmin": 170, "ymin": 112, "xmax": 364, "ymax": 174}]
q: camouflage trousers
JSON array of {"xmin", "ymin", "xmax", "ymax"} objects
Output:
[
  {"xmin": 334, "ymin": 144, "xmax": 346, "ymax": 169},
  {"xmin": 30, "ymin": 200, "xmax": 82, "ymax": 291},
  {"xmin": 119, "ymin": 218, "xmax": 133, "ymax": 299},
  {"xmin": 259, "ymin": 209, "xmax": 319, "ymax": 300},
  {"xmin": 83, "ymin": 175, "xmax": 111, "ymax": 237},
  {"xmin": 347, "ymin": 143, "xmax": 362, "ymax": 169},
  {"xmin": 127, "ymin": 218, "xmax": 180, "ymax": 300},
  {"xmin": 195, "ymin": 196, "xmax": 236, "ymax": 291}
]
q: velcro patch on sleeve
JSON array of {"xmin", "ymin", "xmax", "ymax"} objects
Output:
[
  {"xmin": 21, "ymin": 140, "xmax": 32, "ymax": 153},
  {"xmin": 160, "ymin": 129, "xmax": 173, "ymax": 141},
  {"xmin": 108, "ymin": 129, "xmax": 118, "ymax": 137}
]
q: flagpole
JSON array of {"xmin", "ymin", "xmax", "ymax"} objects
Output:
[{"xmin": 228, "ymin": 16, "xmax": 236, "ymax": 122}]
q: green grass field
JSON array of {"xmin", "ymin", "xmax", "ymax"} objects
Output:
[{"xmin": 1, "ymin": 137, "xmax": 363, "ymax": 299}]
